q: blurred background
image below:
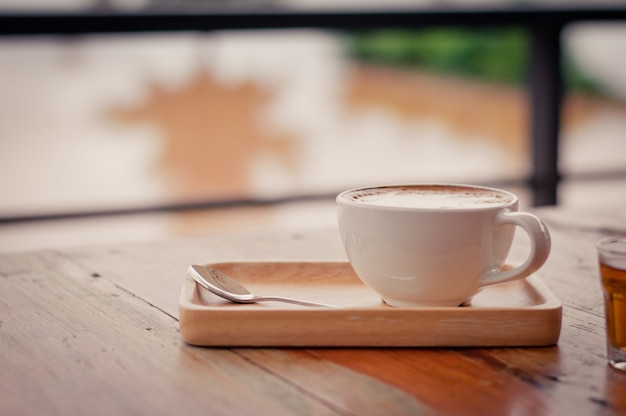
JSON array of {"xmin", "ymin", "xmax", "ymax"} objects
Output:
[{"xmin": 1, "ymin": 0, "xmax": 626, "ymax": 252}]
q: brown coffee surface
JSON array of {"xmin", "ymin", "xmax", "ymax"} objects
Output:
[{"xmin": 345, "ymin": 185, "xmax": 514, "ymax": 209}]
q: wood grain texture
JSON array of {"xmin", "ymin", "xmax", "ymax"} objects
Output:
[
  {"xmin": 2, "ymin": 206, "xmax": 626, "ymax": 415},
  {"xmin": 0, "ymin": 250, "xmax": 424, "ymax": 415},
  {"xmin": 61, "ymin": 229, "xmax": 346, "ymax": 318},
  {"xmin": 179, "ymin": 261, "xmax": 561, "ymax": 347}
]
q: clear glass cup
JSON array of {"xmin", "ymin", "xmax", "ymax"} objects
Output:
[{"xmin": 597, "ymin": 236, "xmax": 626, "ymax": 371}]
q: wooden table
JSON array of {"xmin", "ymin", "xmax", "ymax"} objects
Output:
[{"xmin": 2, "ymin": 204, "xmax": 626, "ymax": 415}]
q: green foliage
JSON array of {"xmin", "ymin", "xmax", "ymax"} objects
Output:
[{"xmin": 344, "ymin": 28, "xmax": 603, "ymax": 94}]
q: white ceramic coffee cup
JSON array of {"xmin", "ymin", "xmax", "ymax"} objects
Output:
[{"xmin": 336, "ymin": 184, "xmax": 551, "ymax": 307}]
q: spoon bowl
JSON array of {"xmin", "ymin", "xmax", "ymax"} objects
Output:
[{"xmin": 188, "ymin": 265, "xmax": 336, "ymax": 308}]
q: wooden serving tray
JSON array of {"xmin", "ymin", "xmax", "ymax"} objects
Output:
[{"xmin": 179, "ymin": 262, "xmax": 562, "ymax": 347}]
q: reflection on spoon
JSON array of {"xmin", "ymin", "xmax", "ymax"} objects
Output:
[{"xmin": 188, "ymin": 265, "xmax": 337, "ymax": 308}]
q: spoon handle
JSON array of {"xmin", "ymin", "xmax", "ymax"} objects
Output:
[{"xmin": 253, "ymin": 296, "xmax": 337, "ymax": 308}]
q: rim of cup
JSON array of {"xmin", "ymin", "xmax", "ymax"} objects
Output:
[
  {"xmin": 336, "ymin": 183, "xmax": 519, "ymax": 212},
  {"xmin": 597, "ymin": 236, "xmax": 626, "ymax": 255}
]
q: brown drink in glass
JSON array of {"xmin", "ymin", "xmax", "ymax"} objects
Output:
[{"xmin": 597, "ymin": 236, "xmax": 626, "ymax": 371}]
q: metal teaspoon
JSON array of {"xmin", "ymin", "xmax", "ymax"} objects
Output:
[{"xmin": 188, "ymin": 265, "xmax": 337, "ymax": 308}]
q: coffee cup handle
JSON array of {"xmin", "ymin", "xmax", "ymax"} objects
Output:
[{"xmin": 479, "ymin": 210, "xmax": 551, "ymax": 287}]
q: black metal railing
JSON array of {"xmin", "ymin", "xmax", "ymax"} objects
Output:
[{"xmin": 1, "ymin": 2, "xmax": 625, "ymax": 219}]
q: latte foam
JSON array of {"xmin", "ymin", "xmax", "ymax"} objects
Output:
[{"xmin": 343, "ymin": 185, "xmax": 514, "ymax": 209}]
